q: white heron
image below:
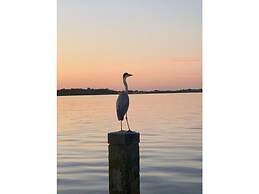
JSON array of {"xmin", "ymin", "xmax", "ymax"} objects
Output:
[{"xmin": 116, "ymin": 72, "xmax": 133, "ymax": 131}]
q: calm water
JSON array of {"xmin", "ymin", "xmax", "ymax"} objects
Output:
[{"xmin": 57, "ymin": 93, "xmax": 202, "ymax": 194}]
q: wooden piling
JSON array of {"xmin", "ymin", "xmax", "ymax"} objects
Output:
[{"xmin": 108, "ymin": 130, "xmax": 140, "ymax": 194}]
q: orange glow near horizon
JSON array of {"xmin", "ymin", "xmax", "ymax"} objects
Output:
[{"xmin": 57, "ymin": 0, "xmax": 202, "ymax": 91}]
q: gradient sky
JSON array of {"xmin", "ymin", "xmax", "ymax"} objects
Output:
[{"xmin": 58, "ymin": 0, "xmax": 202, "ymax": 90}]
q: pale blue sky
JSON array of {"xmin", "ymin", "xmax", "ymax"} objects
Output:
[{"xmin": 58, "ymin": 0, "xmax": 202, "ymax": 90}]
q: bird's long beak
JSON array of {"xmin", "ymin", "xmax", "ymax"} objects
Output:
[{"xmin": 128, "ymin": 74, "xmax": 133, "ymax": 77}]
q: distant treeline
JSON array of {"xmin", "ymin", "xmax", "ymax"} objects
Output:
[{"xmin": 57, "ymin": 88, "xmax": 202, "ymax": 96}]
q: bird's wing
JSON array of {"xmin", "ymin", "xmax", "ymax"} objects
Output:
[{"xmin": 116, "ymin": 92, "xmax": 129, "ymax": 120}]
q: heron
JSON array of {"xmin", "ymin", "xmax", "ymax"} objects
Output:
[{"xmin": 116, "ymin": 72, "xmax": 133, "ymax": 131}]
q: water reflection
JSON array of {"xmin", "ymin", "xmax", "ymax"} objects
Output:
[{"xmin": 58, "ymin": 93, "xmax": 202, "ymax": 194}]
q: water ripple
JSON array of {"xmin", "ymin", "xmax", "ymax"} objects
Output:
[{"xmin": 58, "ymin": 94, "xmax": 202, "ymax": 194}]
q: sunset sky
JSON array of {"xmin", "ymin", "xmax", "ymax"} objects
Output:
[{"xmin": 57, "ymin": 0, "xmax": 202, "ymax": 90}]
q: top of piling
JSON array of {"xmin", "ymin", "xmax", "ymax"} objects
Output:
[{"xmin": 108, "ymin": 130, "xmax": 140, "ymax": 145}]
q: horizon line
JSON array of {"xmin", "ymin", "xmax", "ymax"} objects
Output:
[{"xmin": 57, "ymin": 87, "xmax": 202, "ymax": 91}]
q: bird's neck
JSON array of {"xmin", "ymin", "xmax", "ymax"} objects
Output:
[{"xmin": 123, "ymin": 77, "xmax": 128, "ymax": 93}]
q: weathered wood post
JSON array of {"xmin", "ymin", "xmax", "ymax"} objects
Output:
[{"xmin": 108, "ymin": 130, "xmax": 140, "ymax": 194}]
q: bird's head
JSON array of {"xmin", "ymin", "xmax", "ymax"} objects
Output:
[{"xmin": 123, "ymin": 72, "xmax": 133, "ymax": 79}]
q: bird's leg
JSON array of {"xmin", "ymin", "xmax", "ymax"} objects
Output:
[
  {"xmin": 120, "ymin": 120, "xmax": 122, "ymax": 131},
  {"xmin": 125, "ymin": 114, "xmax": 131, "ymax": 131}
]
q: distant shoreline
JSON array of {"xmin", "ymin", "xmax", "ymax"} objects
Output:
[{"xmin": 57, "ymin": 88, "xmax": 202, "ymax": 96}]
